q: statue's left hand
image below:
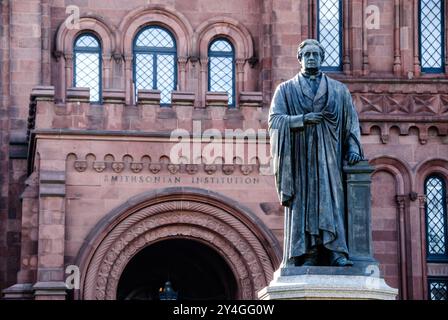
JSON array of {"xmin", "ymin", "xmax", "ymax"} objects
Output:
[{"xmin": 347, "ymin": 152, "xmax": 362, "ymax": 165}]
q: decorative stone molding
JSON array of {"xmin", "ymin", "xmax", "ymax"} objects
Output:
[
  {"xmin": 111, "ymin": 162, "xmax": 124, "ymax": 173},
  {"xmin": 222, "ymin": 164, "xmax": 235, "ymax": 175},
  {"xmin": 74, "ymin": 160, "xmax": 88, "ymax": 172},
  {"xmin": 68, "ymin": 152, "xmax": 264, "ymax": 175},
  {"xmin": 167, "ymin": 164, "xmax": 180, "ymax": 174},
  {"xmin": 195, "ymin": 17, "xmax": 254, "ymax": 60},
  {"xmin": 206, "ymin": 92, "xmax": 229, "ymax": 107},
  {"xmin": 93, "ymin": 161, "xmax": 106, "ymax": 173},
  {"xmin": 171, "ymin": 91, "xmax": 195, "ymax": 106},
  {"xmin": 204, "ymin": 164, "xmax": 217, "ymax": 175},
  {"xmin": 79, "ymin": 192, "xmax": 279, "ymax": 300},
  {"xmin": 355, "ymin": 93, "xmax": 448, "ymax": 116},
  {"xmin": 186, "ymin": 164, "xmax": 198, "ymax": 175},
  {"xmin": 102, "ymin": 89, "xmax": 126, "ymax": 104},
  {"xmin": 177, "ymin": 56, "xmax": 188, "ymax": 71},
  {"xmin": 239, "ymin": 92, "xmax": 263, "ymax": 108},
  {"xmin": 236, "ymin": 59, "xmax": 246, "ymax": 73},
  {"xmin": 149, "ymin": 163, "xmax": 161, "ymax": 174},
  {"xmin": 118, "ymin": 5, "xmax": 193, "ymax": 58},
  {"xmin": 33, "ymin": 281, "xmax": 67, "ymax": 300},
  {"xmin": 130, "ymin": 162, "xmax": 143, "ymax": 173},
  {"xmin": 137, "ymin": 89, "xmax": 161, "ymax": 105},
  {"xmin": 39, "ymin": 171, "xmax": 66, "ymax": 197},
  {"xmin": 66, "ymin": 87, "xmax": 90, "ymax": 103},
  {"xmin": 240, "ymin": 164, "xmax": 253, "ymax": 175},
  {"xmin": 31, "ymin": 86, "xmax": 55, "ymax": 102},
  {"xmin": 55, "ymin": 16, "xmax": 115, "ymax": 56}
]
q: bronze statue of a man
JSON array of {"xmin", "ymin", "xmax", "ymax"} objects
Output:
[{"xmin": 269, "ymin": 39, "xmax": 363, "ymax": 267}]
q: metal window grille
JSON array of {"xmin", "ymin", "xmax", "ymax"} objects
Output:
[
  {"xmin": 425, "ymin": 175, "xmax": 448, "ymax": 259},
  {"xmin": 74, "ymin": 34, "xmax": 102, "ymax": 103},
  {"xmin": 428, "ymin": 278, "xmax": 448, "ymax": 300},
  {"xmin": 208, "ymin": 39, "xmax": 235, "ymax": 107},
  {"xmin": 317, "ymin": 0, "xmax": 343, "ymax": 71},
  {"xmin": 133, "ymin": 26, "xmax": 177, "ymax": 104},
  {"xmin": 419, "ymin": 0, "xmax": 445, "ymax": 73}
]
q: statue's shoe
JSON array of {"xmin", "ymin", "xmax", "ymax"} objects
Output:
[
  {"xmin": 299, "ymin": 249, "xmax": 319, "ymax": 266},
  {"xmin": 301, "ymin": 259, "xmax": 318, "ymax": 266},
  {"xmin": 329, "ymin": 251, "xmax": 354, "ymax": 267}
]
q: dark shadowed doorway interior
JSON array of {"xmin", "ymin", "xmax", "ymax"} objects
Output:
[{"xmin": 117, "ymin": 239, "xmax": 238, "ymax": 300}]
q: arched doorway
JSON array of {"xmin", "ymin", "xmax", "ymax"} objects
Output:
[
  {"xmin": 117, "ymin": 239, "xmax": 237, "ymax": 300},
  {"xmin": 77, "ymin": 188, "xmax": 282, "ymax": 300}
]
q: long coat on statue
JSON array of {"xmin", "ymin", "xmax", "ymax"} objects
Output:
[{"xmin": 268, "ymin": 73, "xmax": 363, "ymax": 265}]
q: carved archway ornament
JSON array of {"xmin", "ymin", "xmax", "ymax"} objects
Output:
[{"xmin": 78, "ymin": 188, "xmax": 281, "ymax": 300}]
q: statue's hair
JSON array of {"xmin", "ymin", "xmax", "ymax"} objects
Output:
[{"xmin": 297, "ymin": 39, "xmax": 326, "ymax": 63}]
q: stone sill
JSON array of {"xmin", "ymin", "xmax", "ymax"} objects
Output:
[
  {"xmin": 171, "ymin": 91, "xmax": 195, "ymax": 106},
  {"xmin": 31, "ymin": 86, "xmax": 55, "ymax": 101},
  {"xmin": 102, "ymin": 88, "xmax": 125, "ymax": 104},
  {"xmin": 137, "ymin": 89, "xmax": 161, "ymax": 105},
  {"xmin": 205, "ymin": 91, "xmax": 229, "ymax": 107},
  {"xmin": 66, "ymin": 87, "xmax": 90, "ymax": 102},
  {"xmin": 239, "ymin": 91, "xmax": 263, "ymax": 107}
]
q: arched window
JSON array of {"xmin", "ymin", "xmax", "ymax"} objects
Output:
[
  {"xmin": 208, "ymin": 38, "xmax": 235, "ymax": 107},
  {"xmin": 317, "ymin": 0, "xmax": 343, "ymax": 71},
  {"xmin": 419, "ymin": 0, "xmax": 445, "ymax": 73},
  {"xmin": 133, "ymin": 26, "xmax": 177, "ymax": 105},
  {"xmin": 425, "ymin": 175, "xmax": 448, "ymax": 260},
  {"xmin": 74, "ymin": 33, "xmax": 102, "ymax": 103}
]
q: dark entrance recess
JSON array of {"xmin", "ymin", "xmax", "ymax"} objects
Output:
[{"xmin": 117, "ymin": 239, "xmax": 238, "ymax": 300}]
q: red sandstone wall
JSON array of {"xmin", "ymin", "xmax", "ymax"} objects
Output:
[{"xmin": 1, "ymin": 0, "xmax": 447, "ymax": 300}]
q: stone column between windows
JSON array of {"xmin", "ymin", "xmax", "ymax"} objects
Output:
[
  {"xmin": 64, "ymin": 54, "xmax": 73, "ymax": 99},
  {"xmin": 33, "ymin": 170, "xmax": 66, "ymax": 300},
  {"xmin": 124, "ymin": 55, "xmax": 133, "ymax": 105},
  {"xmin": 343, "ymin": 0, "xmax": 353, "ymax": 75},
  {"xmin": 405, "ymin": 193, "xmax": 426, "ymax": 299},
  {"xmin": 56, "ymin": 53, "xmax": 65, "ymax": 103},
  {"xmin": 396, "ymin": 195, "xmax": 409, "ymax": 300},
  {"xmin": 178, "ymin": 56, "xmax": 188, "ymax": 91},
  {"xmin": 393, "ymin": 0, "xmax": 403, "ymax": 75},
  {"xmin": 412, "ymin": 0, "xmax": 421, "ymax": 76},
  {"xmin": 418, "ymin": 195, "xmax": 428, "ymax": 300},
  {"xmin": 362, "ymin": 0, "xmax": 370, "ymax": 75},
  {"xmin": 236, "ymin": 59, "xmax": 245, "ymax": 107},
  {"xmin": 103, "ymin": 55, "xmax": 112, "ymax": 89},
  {"xmin": 199, "ymin": 58, "xmax": 208, "ymax": 108}
]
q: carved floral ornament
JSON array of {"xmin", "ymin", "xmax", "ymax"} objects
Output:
[
  {"xmin": 80, "ymin": 198, "xmax": 278, "ymax": 300},
  {"xmin": 71, "ymin": 156, "xmax": 259, "ymax": 176}
]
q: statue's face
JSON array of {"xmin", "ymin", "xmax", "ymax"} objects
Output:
[{"xmin": 300, "ymin": 44, "xmax": 322, "ymax": 72}]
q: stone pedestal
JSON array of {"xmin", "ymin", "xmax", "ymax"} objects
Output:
[
  {"xmin": 259, "ymin": 161, "xmax": 398, "ymax": 300},
  {"xmin": 33, "ymin": 281, "xmax": 67, "ymax": 300},
  {"xmin": 258, "ymin": 267, "xmax": 398, "ymax": 300},
  {"xmin": 2, "ymin": 283, "xmax": 34, "ymax": 300}
]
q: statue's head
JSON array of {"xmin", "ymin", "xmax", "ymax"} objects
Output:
[{"xmin": 297, "ymin": 39, "xmax": 325, "ymax": 73}]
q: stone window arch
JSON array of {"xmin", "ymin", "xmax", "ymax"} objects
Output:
[
  {"xmin": 196, "ymin": 17, "xmax": 254, "ymax": 108},
  {"xmin": 76, "ymin": 188, "xmax": 281, "ymax": 300},
  {"xmin": 55, "ymin": 17, "xmax": 115, "ymax": 103},
  {"xmin": 118, "ymin": 5, "xmax": 193, "ymax": 105}
]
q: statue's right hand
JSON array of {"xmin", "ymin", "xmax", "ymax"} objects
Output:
[{"xmin": 304, "ymin": 112, "xmax": 323, "ymax": 124}]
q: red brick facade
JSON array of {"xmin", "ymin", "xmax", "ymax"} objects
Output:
[{"xmin": 1, "ymin": 0, "xmax": 447, "ymax": 300}]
